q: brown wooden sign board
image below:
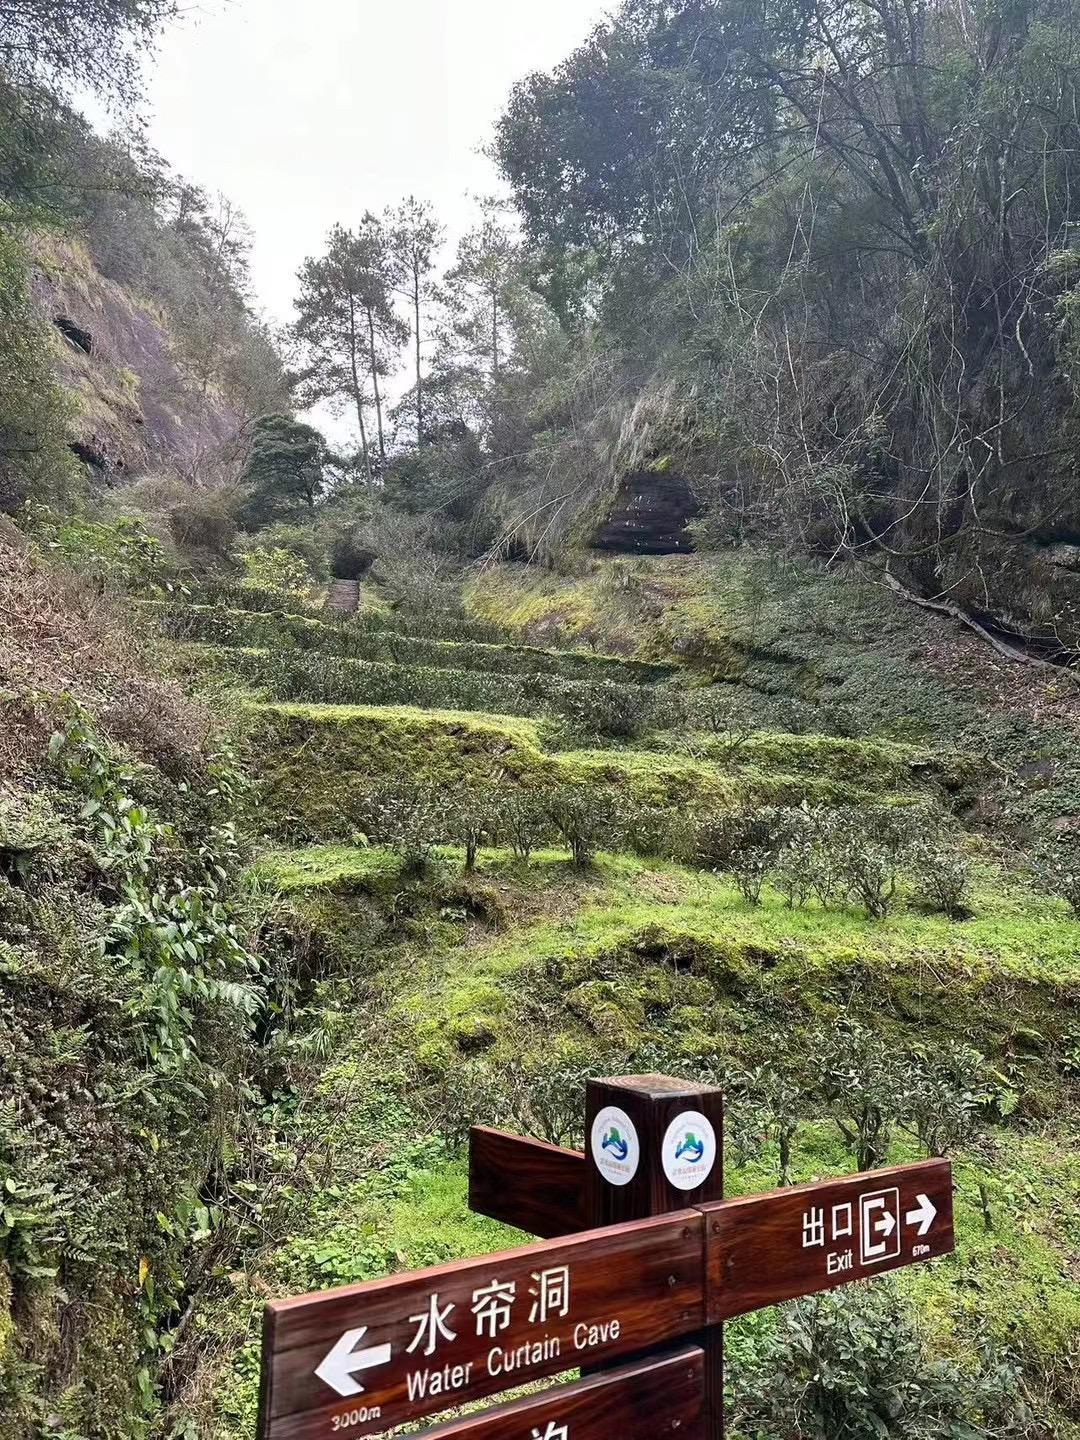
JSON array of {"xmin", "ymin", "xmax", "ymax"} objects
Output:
[
  {"xmin": 258, "ymin": 1068, "xmax": 958, "ymax": 1440},
  {"xmin": 702, "ymin": 1159, "xmax": 955, "ymax": 1322},
  {"xmin": 412, "ymin": 1347, "xmax": 705, "ymax": 1440},
  {"xmin": 469, "ymin": 1128, "xmax": 586, "ymax": 1239},
  {"xmin": 258, "ymin": 1210, "xmax": 704, "ymax": 1440}
]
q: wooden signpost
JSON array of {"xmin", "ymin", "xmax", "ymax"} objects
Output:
[
  {"xmin": 258, "ymin": 1074, "xmax": 955, "ymax": 1440},
  {"xmin": 702, "ymin": 1160, "xmax": 954, "ymax": 1322}
]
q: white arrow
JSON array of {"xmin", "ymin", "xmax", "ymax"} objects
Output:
[
  {"xmin": 315, "ymin": 1327, "xmax": 393, "ymax": 1398},
  {"xmin": 875, "ymin": 1210, "xmax": 896, "ymax": 1238},
  {"xmin": 905, "ymin": 1193, "xmax": 937, "ymax": 1237}
]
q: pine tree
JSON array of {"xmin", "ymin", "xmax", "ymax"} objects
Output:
[
  {"xmin": 293, "ymin": 222, "xmax": 405, "ymax": 481},
  {"xmin": 387, "ymin": 198, "xmax": 444, "ymax": 446}
]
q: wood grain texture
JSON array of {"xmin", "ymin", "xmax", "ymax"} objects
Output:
[
  {"xmin": 701, "ymin": 1160, "xmax": 954, "ymax": 1322},
  {"xmin": 583, "ymin": 1076, "xmax": 725, "ymax": 1440},
  {"xmin": 468, "ymin": 1128, "xmax": 586, "ymax": 1238},
  {"xmin": 412, "ymin": 1347, "xmax": 705, "ymax": 1440},
  {"xmin": 585, "ymin": 1076, "xmax": 725, "ymax": 1227},
  {"xmin": 260, "ymin": 1211, "xmax": 705, "ymax": 1440}
]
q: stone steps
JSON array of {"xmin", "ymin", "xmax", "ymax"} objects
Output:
[{"xmin": 325, "ymin": 578, "xmax": 360, "ymax": 616}]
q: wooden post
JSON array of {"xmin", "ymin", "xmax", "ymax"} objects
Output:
[{"xmin": 584, "ymin": 1074, "xmax": 725, "ymax": 1439}]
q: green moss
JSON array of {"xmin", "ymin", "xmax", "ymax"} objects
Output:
[
  {"xmin": 377, "ymin": 852, "xmax": 1080, "ymax": 1082},
  {"xmin": 246, "ymin": 702, "xmax": 936, "ymax": 845},
  {"xmin": 465, "ymin": 566, "xmax": 611, "ymax": 645},
  {"xmin": 250, "ymin": 845, "xmax": 403, "ymax": 895},
  {"xmin": 143, "ymin": 601, "xmax": 674, "ymax": 684}
]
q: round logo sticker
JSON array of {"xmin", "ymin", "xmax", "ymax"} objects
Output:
[
  {"xmin": 590, "ymin": 1105, "xmax": 640, "ymax": 1187},
  {"xmin": 662, "ymin": 1110, "xmax": 717, "ymax": 1192}
]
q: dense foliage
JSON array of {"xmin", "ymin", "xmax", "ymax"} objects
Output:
[
  {"xmin": 2, "ymin": 2, "xmax": 1080, "ymax": 1437},
  {"xmin": 349, "ymin": 0, "xmax": 1080, "ymax": 653}
]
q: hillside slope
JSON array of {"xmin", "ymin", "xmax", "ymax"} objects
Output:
[
  {"xmin": 0, "ymin": 536, "xmax": 265, "ymax": 1438},
  {"xmin": 141, "ymin": 549, "xmax": 1080, "ymax": 1440},
  {"xmin": 33, "ymin": 236, "xmax": 248, "ymax": 484}
]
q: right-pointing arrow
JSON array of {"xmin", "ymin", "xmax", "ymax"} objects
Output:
[
  {"xmin": 315, "ymin": 1327, "xmax": 393, "ymax": 1398},
  {"xmin": 905, "ymin": 1193, "xmax": 937, "ymax": 1237}
]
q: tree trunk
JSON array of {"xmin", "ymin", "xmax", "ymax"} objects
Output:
[
  {"xmin": 366, "ymin": 307, "xmax": 386, "ymax": 465},
  {"xmin": 413, "ymin": 259, "xmax": 424, "ymax": 445},
  {"xmin": 491, "ymin": 288, "xmax": 500, "ymax": 379},
  {"xmin": 347, "ymin": 292, "xmax": 373, "ymax": 485}
]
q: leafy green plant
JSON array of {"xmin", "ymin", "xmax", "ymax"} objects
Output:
[
  {"xmin": 727, "ymin": 1040, "xmax": 816, "ymax": 1186},
  {"xmin": 32, "ymin": 511, "xmax": 171, "ymax": 593},
  {"xmin": 691, "ymin": 806, "xmax": 796, "ymax": 905},
  {"xmin": 1032, "ymin": 837, "xmax": 1080, "ymax": 916},
  {"xmin": 556, "ymin": 679, "xmax": 652, "ymax": 740},
  {"xmin": 49, "ymin": 708, "xmax": 262, "ymax": 1072},
  {"xmin": 829, "ymin": 806, "xmax": 921, "ymax": 918},
  {"xmin": 239, "ymin": 544, "xmax": 316, "ymax": 601},
  {"xmin": 731, "ymin": 1282, "xmax": 1037, "ymax": 1439},
  {"xmin": 370, "ymin": 781, "xmax": 443, "ymax": 875},
  {"xmin": 913, "ymin": 839, "xmax": 973, "ymax": 919},
  {"xmin": 816, "ymin": 1020, "xmax": 902, "ymax": 1171},
  {"xmin": 495, "ymin": 790, "xmax": 547, "ymax": 863},
  {"xmin": 899, "ymin": 1046, "xmax": 1012, "ymax": 1157},
  {"xmin": 0, "ymin": 1170, "xmax": 62, "ymax": 1280},
  {"xmin": 448, "ymin": 787, "xmax": 496, "ymax": 872},
  {"xmin": 544, "ymin": 784, "xmax": 620, "ymax": 867}
]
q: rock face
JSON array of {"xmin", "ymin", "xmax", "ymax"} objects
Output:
[
  {"xmin": 31, "ymin": 236, "xmax": 245, "ymax": 483},
  {"xmin": 592, "ymin": 470, "xmax": 701, "ymax": 554}
]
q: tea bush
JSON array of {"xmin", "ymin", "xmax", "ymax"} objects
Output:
[
  {"xmin": 731, "ymin": 1283, "xmax": 1037, "ymax": 1440},
  {"xmin": 544, "ymin": 785, "xmax": 622, "ymax": 867}
]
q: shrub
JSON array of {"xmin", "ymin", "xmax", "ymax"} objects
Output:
[
  {"xmin": 828, "ymin": 805, "xmax": 921, "ymax": 918},
  {"xmin": 370, "ymin": 782, "xmax": 443, "ymax": 875},
  {"xmin": 31, "ymin": 511, "xmax": 173, "ymax": 593},
  {"xmin": 816, "ymin": 1020, "xmax": 902, "ymax": 1170},
  {"xmin": 239, "ymin": 544, "xmax": 317, "ymax": 600},
  {"xmin": 205, "ymin": 580, "xmax": 321, "ymax": 615},
  {"xmin": 495, "ymin": 790, "xmax": 547, "ymax": 864},
  {"xmin": 913, "ymin": 841, "xmax": 972, "ymax": 918},
  {"xmin": 620, "ymin": 801, "xmax": 684, "ymax": 859},
  {"xmin": 1032, "ymin": 836, "xmax": 1080, "ymax": 916},
  {"xmin": 899, "ymin": 1045, "xmax": 1012, "ymax": 1157},
  {"xmin": 726, "ymin": 1037, "xmax": 817, "ymax": 1186},
  {"xmin": 544, "ymin": 785, "xmax": 620, "ymax": 867},
  {"xmin": 245, "ymin": 521, "xmax": 330, "ymax": 581},
  {"xmin": 448, "ymin": 787, "xmax": 496, "ymax": 872},
  {"xmin": 689, "ymin": 806, "xmax": 798, "ymax": 905},
  {"xmin": 683, "ymin": 690, "xmax": 756, "ymax": 758},
  {"xmin": 731, "ymin": 1282, "xmax": 1035, "ymax": 1440},
  {"xmin": 556, "ymin": 680, "xmax": 653, "ymax": 740},
  {"xmin": 772, "ymin": 806, "xmax": 821, "ymax": 907},
  {"xmin": 165, "ymin": 482, "xmax": 240, "ymax": 560}
]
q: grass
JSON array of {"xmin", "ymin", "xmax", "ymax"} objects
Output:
[
  {"xmin": 142, "ymin": 599, "xmax": 676, "ymax": 683},
  {"xmin": 246, "ymin": 840, "xmax": 1079, "ymax": 1085},
  {"xmin": 174, "ymin": 551, "xmax": 1080, "ymax": 1438},
  {"xmin": 250, "ymin": 844, "xmax": 404, "ymax": 894},
  {"xmin": 254, "ymin": 699, "xmax": 544, "ymax": 742},
  {"xmin": 244, "ymin": 700, "xmax": 946, "ymax": 846}
]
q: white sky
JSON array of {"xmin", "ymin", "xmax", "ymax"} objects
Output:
[{"xmin": 142, "ymin": 0, "xmax": 611, "ymax": 334}]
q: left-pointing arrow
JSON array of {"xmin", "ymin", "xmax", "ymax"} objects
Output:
[{"xmin": 315, "ymin": 1327, "xmax": 393, "ymax": 1398}]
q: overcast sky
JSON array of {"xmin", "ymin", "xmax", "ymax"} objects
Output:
[{"xmin": 141, "ymin": 0, "xmax": 611, "ymax": 334}]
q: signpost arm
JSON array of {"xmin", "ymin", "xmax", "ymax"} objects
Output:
[{"xmin": 584, "ymin": 1075, "xmax": 726, "ymax": 1440}]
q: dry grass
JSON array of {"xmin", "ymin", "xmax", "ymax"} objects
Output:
[{"xmin": 0, "ymin": 534, "xmax": 214, "ymax": 781}]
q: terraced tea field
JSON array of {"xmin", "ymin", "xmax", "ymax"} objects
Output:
[{"xmin": 154, "ymin": 556, "xmax": 1080, "ymax": 1438}]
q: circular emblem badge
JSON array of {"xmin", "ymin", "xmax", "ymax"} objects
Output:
[
  {"xmin": 661, "ymin": 1110, "xmax": 717, "ymax": 1191},
  {"xmin": 590, "ymin": 1105, "xmax": 640, "ymax": 1187}
]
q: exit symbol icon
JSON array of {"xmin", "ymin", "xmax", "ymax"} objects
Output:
[{"xmin": 859, "ymin": 1188, "xmax": 901, "ymax": 1265}]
